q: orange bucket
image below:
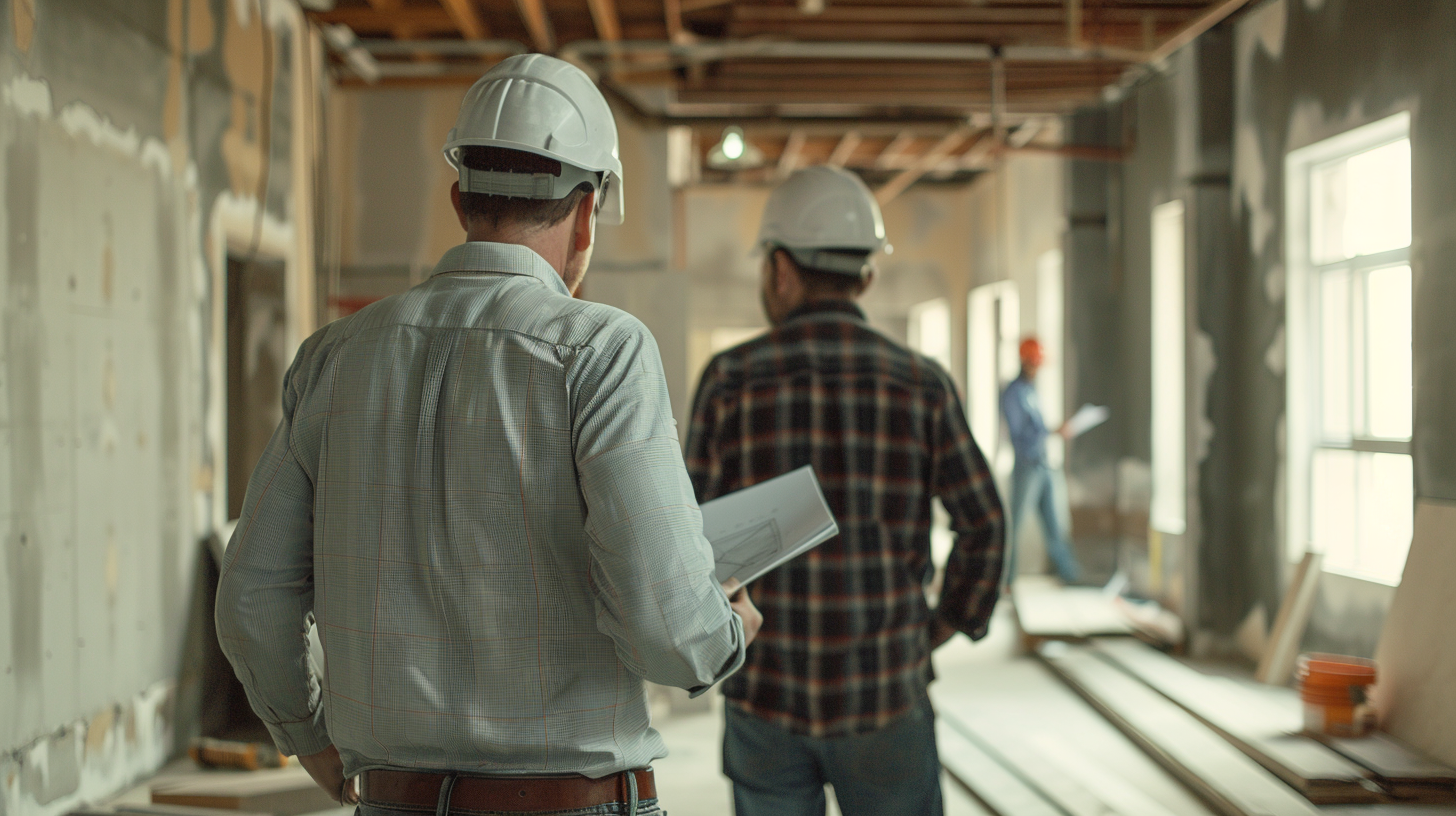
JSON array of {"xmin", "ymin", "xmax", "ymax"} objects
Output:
[{"xmin": 1296, "ymin": 653, "xmax": 1376, "ymax": 737}]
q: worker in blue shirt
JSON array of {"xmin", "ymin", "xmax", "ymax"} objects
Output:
[{"xmin": 999, "ymin": 337, "xmax": 1081, "ymax": 585}]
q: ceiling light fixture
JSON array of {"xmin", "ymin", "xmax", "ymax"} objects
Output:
[{"xmin": 707, "ymin": 126, "xmax": 764, "ymax": 170}]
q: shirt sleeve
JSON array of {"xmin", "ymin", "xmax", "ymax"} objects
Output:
[
  {"xmin": 1000, "ymin": 380, "xmax": 1046, "ymax": 459},
  {"xmin": 214, "ymin": 347, "xmax": 332, "ymax": 758},
  {"xmin": 933, "ymin": 377, "xmax": 1006, "ymax": 640},
  {"xmin": 572, "ymin": 320, "xmax": 745, "ymax": 695},
  {"xmin": 684, "ymin": 357, "xmax": 724, "ymax": 502}
]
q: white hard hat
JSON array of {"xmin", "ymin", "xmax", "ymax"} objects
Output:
[
  {"xmin": 443, "ymin": 55, "xmax": 625, "ymax": 224},
  {"xmin": 756, "ymin": 165, "xmax": 888, "ymax": 275}
]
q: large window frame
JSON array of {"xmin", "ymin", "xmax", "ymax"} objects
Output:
[{"xmin": 1285, "ymin": 112, "xmax": 1413, "ymax": 586}]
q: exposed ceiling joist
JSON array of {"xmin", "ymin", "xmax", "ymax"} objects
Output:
[
  {"xmin": 827, "ymin": 131, "xmax": 862, "ymax": 168},
  {"xmin": 664, "ymin": 0, "xmax": 691, "ymax": 45},
  {"xmin": 1148, "ymin": 0, "xmax": 1254, "ymax": 63},
  {"xmin": 585, "ymin": 0, "xmax": 622, "ymax": 43},
  {"xmin": 439, "ymin": 0, "xmax": 489, "ymax": 40},
  {"xmin": 877, "ymin": 128, "xmax": 978, "ymax": 204},
  {"xmin": 513, "ymin": 0, "xmax": 555, "ymax": 53},
  {"xmin": 777, "ymin": 130, "xmax": 807, "ymax": 178},
  {"xmin": 875, "ymin": 132, "xmax": 915, "ymax": 169}
]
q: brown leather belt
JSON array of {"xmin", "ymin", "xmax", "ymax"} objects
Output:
[{"xmin": 360, "ymin": 767, "xmax": 656, "ymax": 814}]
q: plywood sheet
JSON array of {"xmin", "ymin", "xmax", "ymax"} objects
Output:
[{"xmin": 1372, "ymin": 500, "xmax": 1456, "ymax": 769}]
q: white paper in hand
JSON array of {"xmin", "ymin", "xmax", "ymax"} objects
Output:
[
  {"xmin": 1065, "ymin": 403, "xmax": 1110, "ymax": 438},
  {"xmin": 699, "ymin": 465, "xmax": 839, "ymax": 586}
]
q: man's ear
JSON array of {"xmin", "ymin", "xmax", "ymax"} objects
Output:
[
  {"xmin": 572, "ymin": 190, "xmax": 598, "ymax": 253},
  {"xmin": 856, "ymin": 268, "xmax": 875, "ymax": 296},
  {"xmin": 450, "ymin": 182, "xmax": 469, "ymax": 232},
  {"xmin": 773, "ymin": 250, "xmax": 799, "ymax": 296}
]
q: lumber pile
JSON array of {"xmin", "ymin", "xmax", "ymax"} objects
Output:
[
  {"xmin": 1039, "ymin": 639, "xmax": 1456, "ymax": 808},
  {"xmin": 932, "ymin": 658, "xmax": 1217, "ymax": 816}
]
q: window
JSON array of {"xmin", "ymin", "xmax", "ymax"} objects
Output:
[
  {"xmin": 1151, "ymin": 201, "xmax": 1186, "ymax": 535},
  {"xmin": 1286, "ymin": 113, "xmax": 1412, "ymax": 585},
  {"xmin": 908, "ymin": 297, "xmax": 952, "ymax": 373}
]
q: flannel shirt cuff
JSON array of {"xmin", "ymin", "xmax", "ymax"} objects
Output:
[
  {"xmin": 263, "ymin": 703, "xmax": 332, "ymax": 758},
  {"xmin": 688, "ymin": 614, "xmax": 747, "ymax": 698}
]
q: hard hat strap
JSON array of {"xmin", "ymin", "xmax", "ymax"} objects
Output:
[{"xmin": 459, "ymin": 163, "xmax": 604, "ymax": 201}]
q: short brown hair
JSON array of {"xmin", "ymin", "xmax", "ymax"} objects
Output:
[
  {"xmin": 775, "ymin": 248, "xmax": 869, "ymax": 299},
  {"xmin": 457, "ymin": 146, "xmax": 594, "ymax": 230}
]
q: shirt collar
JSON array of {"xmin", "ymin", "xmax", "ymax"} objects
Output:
[
  {"xmin": 430, "ymin": 241, "xmax": 570, "ymax": 297},
  {"xmin": 782, "ymin": 299, "xmax": 867, "ymax": 325}
]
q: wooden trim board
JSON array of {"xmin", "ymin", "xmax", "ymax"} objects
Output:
[
  {"xmin": 1040, "ymin": 644, "xmax": 1324, "ymax": 816},
  {"xmin": 1256, "ymin": 552, "xmax": 1322, "ymax": 686},
  {"xmin": 150, "ymin": 768, "xmax": 337, "ymax": 816},
  {"xmin": 1089, "ymin": 638, "xmax": 1386, "ymax": 804}
]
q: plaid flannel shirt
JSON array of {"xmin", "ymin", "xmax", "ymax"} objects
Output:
[{"xmin": 686, "ymin": 300, "xmax": 1004, "ymax": 738}]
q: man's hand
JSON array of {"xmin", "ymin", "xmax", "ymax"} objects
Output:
[
  {"xmin": 297, "ymin": 745, "xmax": 358, "ymax": 805},
  {"xmin": 722, "ymin": 578, "xmax": 763, "ymax": 647},
  {"xmin": 929, "ymin": 618, "xmax": 957, "ymax": 650}
]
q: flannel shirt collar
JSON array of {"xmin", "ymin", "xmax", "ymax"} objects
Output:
[
  {"xmin": 430, "ymin": 241, "xmax": 570, "ymax": 297},
  {"xmin": 782, "ymin": 299, "xmax": 867, "ymax": 325}
]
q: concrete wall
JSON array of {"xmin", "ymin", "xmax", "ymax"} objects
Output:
[{"xmin": 0, "ymin": 2, "xmax": 322, "ymax": 814}]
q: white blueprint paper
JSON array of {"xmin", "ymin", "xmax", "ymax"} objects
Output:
[{"xmin": 699, "ymin": 465, "xmax": 839, "ymax": 586}]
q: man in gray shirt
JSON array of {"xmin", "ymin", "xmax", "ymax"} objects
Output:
[{"xmin": 216, "ymin": 55, "xmax": 759, "ymax": 816}]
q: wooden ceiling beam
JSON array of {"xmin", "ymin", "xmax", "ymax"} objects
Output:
[
  {"xmin": 513, "ymin": 0, "xmax": 556, "ymax": 52},
  {"xmin": 827, "ymin": 131, "xmax": 861, "ymax": 168},
  {"xmin": 875, "ymin": 132, "xmax": 915, "ymax": 169},
  {"xmin": 1148, "ymin": 0, "xmax": 1254, "ymax": 63},
  {"xmin": 776, "ymin": 130, "xmax": 806, "ymax": 178},
  {"xmin": 664, "ymin": 0, "xmax": 692, "ymax": 44},
  {"xmin": 586, "ymin": 0, "xmax": 623, "ymax": 43},
  {"xmin": 877, "ymin": 128, "xmax": 977, "ymax": 204},
  {"xmin": 440, "ymin": 0, "xmax": 491, "ymax": 39}
]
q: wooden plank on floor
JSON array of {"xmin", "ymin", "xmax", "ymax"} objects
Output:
[
  {"xmin": 933, "ymin": 658, "xmax": 1217, "ymax": 816},
  {"xmin": 937, "ymin": 724, "xmax": 1062, "ymax": 816},
  {"xmin": 1040, "ymin": 643, "xmax": 1324, "ymax": 816},
  {"xmin": 1011, "ymin": 577, "xmax": 1134, "ymax": 640},
  {"xmin": 150, "ymin": 768, "xmax": 337, "ymax": 816},
  {"xmin": 1088, "ymin": 638, "xmax": 1384, "ymax": 804}
]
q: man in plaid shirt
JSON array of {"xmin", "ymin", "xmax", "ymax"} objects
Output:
[{"xmin": 685, "ymin": 167, "xmax": 1005, "ymax": 816}]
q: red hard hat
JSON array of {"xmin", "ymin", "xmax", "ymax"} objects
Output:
[{"xmin": 1019, "ymin": 338, "xmax": 1045, "ymax": 365}]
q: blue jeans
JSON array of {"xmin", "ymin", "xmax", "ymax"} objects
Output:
[
  {"xmin": 1007, "ymin": 461, "xmax": 1080, "ymax": 584},
  {"xmin": 722, "ymin": 699, "xmax": 943, "ymax": 816}
]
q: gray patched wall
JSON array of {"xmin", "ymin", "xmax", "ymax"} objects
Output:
[
  {"xmin": 1069, "ymin": 0, "xmax": 1456, "ymax": 648},
  {"xmin": 0, "ymin": 2, "xmax": 321, "ymax": 815}
]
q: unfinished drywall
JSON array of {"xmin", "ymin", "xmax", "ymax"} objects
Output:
[
  {"xmin": 0, "ymin": 2, "xmax": 322, "ymax": 815},
  {"xmin": 1070, "ymin": 0, "xmax": 1456, "ymax": 646},
  {"xmin": 1230, "ymin": 0, "xmax": 1456, "ymax": 653}
]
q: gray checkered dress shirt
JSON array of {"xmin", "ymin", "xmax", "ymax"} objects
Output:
[{"xmin": 216, "ymin": 242, "xmax": 745, "ymax": 779}]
